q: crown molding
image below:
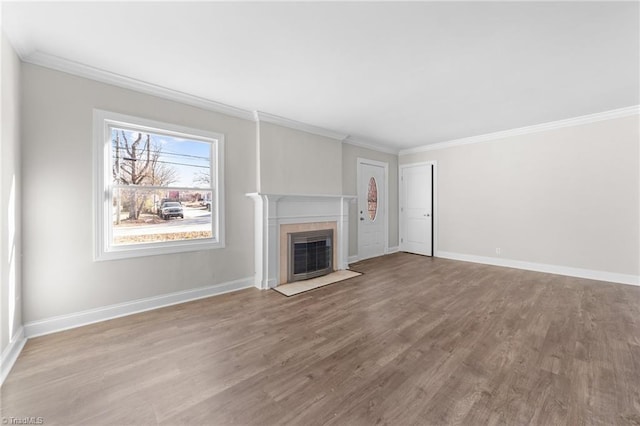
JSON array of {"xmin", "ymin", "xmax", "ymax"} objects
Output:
[
  {"xmin": 342, "ymin": 136, "xmax": 399, "ymax": 155},
  {"xmin": 22, "ymin": 50, "xmax": 256, "ymax": 122},
  {"xmin": 255, "ymin": 111, "xmax": 349, "ymax": 141},
  {"xmin": 21, "ymin": 51, "xmax": 397, "ymax": 148},
  {"xmin": 399, "ymin": 105, "xmax": 640, "ymax": 155}
]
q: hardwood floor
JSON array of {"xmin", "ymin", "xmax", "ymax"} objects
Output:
[{"xmin": 2, "ymin": 253, "xmax": 640, "ymax": 425}]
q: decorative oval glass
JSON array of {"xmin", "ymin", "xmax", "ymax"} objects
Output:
[{"xmin": 367, "ymin": 177, "xmax": 378, "ymax": 221}]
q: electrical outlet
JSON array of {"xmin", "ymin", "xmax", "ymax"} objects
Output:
[{"xmin": 495, "ymin": 248, "xmax": 501, "ymax": 255}]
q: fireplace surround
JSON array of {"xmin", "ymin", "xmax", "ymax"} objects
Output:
[{"xmin": 246, "ymin": 193, "xmax": 355, "ymax": 289}]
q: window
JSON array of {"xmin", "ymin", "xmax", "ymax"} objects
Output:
[
  {"xmin": 367, "ymin": 176, "xmax": 378, "ymax": 221},
  {"xmin": 94, "ymin": 110, "xmax": 224, "ymax": 260}
]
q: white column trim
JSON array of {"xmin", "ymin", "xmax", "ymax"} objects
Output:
[{"xmin": 0, "ymin": 327, "xmax": 26, "ymax": 386}]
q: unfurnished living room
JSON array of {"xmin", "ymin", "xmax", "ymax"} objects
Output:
[{"xmin": 1, "ymin": 1, "xmax": 639, "ymax": 425}]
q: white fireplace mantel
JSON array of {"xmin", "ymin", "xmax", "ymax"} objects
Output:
[{"xmin": 246, "ymin": 193, "xmax": 356, "ymax": 289}]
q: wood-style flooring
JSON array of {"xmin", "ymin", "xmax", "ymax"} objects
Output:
[{"xmin": 2, "ymin": 253, "xmax": 640, "ymax": 425}]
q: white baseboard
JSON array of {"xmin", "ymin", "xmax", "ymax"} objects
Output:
[
  {"xmin": 348, "ymin": 247, "xmax": 398, "ymax": 265},
  {"xmin": 24, "ymin": 277, "xmax": 254, "ymax": 338},
  {"xmin": 436, "ymin": 251, "xmax": 640, "ymax": 287},
  {"xmin": 1, "ymin": 326, "xmax": 27, "ymax": 386}
]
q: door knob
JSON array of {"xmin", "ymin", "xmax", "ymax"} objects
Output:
[{"xmin": 360, "ymin": 217, "xmax": 365, "ymax": 221}]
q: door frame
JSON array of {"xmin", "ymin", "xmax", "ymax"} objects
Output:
[
  {"xmin": 357, "ymin": 157, "xmax": 389, "ymax": 260},
  {"xmin": 399, "ymin": 160, "xmax": 438, "ymax": 256}
]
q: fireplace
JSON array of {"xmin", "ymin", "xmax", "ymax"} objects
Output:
[
  {"xmin": 288, "ymin": 229, "xmax": 333, "ymax": 282},
  {"xmin": 246, "ymin": 193, "xmax": 355, "ymax": 289}
]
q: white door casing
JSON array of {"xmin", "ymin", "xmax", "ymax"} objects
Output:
[
  {"xmin": 400, "ymin": 162, "xmax": 434, "ymax": 256},
  {"xmin": 357, "ymin": 158, "xmax": 388, "ymax": 260}
]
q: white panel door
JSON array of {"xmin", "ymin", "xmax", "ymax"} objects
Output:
[
  {"xmin": 358, "ymin": 160, "xmax": 386, "ymax": 260},
  {"xmin": 401, "ymin": 163, "xmax": 433, "ymax": 256}
]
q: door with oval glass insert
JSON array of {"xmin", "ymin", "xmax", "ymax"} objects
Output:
[{"xmin": 357, "ymin": 159, "xmax": 387, "ymax": 260}]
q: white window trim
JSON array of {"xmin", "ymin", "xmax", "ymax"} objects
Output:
[{"xmin": 93, "ymin": 109, "xmax": 225, "ymax": 261}]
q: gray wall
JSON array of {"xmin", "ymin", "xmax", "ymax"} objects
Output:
[
  {"xmin": 259, "ymin": 122, "xmax": 343, "ymax": 195},
  {"xmin": 1, "ymin": 33, "xmax": 22, "ymax": 353},
  {"xmin": 21, "ymin": 64, "xmax": 257, "ymax": 323},
  {"xmin": 400, "ymin": 115, "xmax": 640, "ymax": 276},
  {"xmin": 258, "ymin": 123, "xmax": 402, "ymax": 259},
  {"xmin": 342, "ymin": 144, "xmax": 399, "ymax": 257}
]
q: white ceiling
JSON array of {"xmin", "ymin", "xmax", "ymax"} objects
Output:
[{"xmin": 2, "ymin": 1, "xmax": 639, "ymax": 151}]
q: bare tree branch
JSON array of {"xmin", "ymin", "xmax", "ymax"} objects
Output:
[{"xmin": 113, "ymin": 131, "xmax": 179, "ymax": 220}]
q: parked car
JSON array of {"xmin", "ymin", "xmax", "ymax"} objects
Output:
[
  {"xmin": 157, "ymin": 199, "xmax": 180, "ymax": 215},
  {"xmin": 159, "ymin": 202, "xmax": 184, "ymax": 220}
]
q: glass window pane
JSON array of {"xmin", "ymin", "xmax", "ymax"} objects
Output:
[
  {"xmin": 368, "ymin": 177, "xmax": 378, "ymax": 221},
  {"xmin": 110, "ymin": 127, "xmax": 212, "ymax": 189},
  {"xmin": 112, "ymin": 188, "xmax": 213, "ymax": 245}
]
